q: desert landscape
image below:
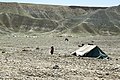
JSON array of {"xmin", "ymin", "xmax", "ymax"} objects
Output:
[
  {"xmin": 0, "ymin": 2, "xmax": 120, "ymax": 80},
  {"xmin": 0, "ymin": 33, "xmax": 120, "ymax": 80}
]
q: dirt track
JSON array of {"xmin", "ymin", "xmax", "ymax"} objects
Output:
[{"xmin": 0, "ymin": 33, "xmax": 120, "ymax": 80}]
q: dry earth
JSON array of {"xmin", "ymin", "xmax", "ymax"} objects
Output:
[{"xmin": 0, "ymin": 33, "xmax": 120, "ymax": 80}]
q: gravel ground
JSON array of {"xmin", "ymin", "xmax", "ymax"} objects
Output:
[{"xmin": 0, "ymin": 33, "xmax": 120, "ymax": 80}]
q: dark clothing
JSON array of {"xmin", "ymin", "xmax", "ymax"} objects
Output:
[{"xmin": 50, "ymin": 46, "xmax": 54, "ymax": 54}]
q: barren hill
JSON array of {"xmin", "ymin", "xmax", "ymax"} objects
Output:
[{"xmin": 0, "ymin": 2, "xmax": 120, "ymax": 35}]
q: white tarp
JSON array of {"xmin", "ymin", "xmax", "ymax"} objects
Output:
[{"xmin": 72, "ymin": 45, "xmax": 96, "ymax": 56}]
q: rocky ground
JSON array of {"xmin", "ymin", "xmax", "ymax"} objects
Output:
[{"xmin": 0, "ymin": 33, "xmax": 120, "ymax": 80}]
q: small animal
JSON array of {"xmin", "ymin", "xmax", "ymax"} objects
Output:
[{"xmin": 65, "ymin": 38, "xmax": 69, "ymax": 41}]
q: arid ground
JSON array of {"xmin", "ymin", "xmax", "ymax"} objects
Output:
[{"xmin": 0, "ymin": 33, "xmax": 120, "ymax": 80}]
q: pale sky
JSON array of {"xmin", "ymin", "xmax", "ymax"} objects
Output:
[{"xmin": 0, "ymin": 0, "xmax": 120, "ymax": 7}]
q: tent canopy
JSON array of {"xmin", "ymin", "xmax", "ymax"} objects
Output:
[{"xmin": 72, "ymin": 45, "xmax": 108, "ymax": 59}]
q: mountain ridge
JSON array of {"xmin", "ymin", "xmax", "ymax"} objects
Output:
[{"xmin": 0, "ymin": 2, "xmax": 120, "ymax": 35}]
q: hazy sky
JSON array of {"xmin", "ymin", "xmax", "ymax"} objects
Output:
[{"xmin": 0, "ymin": 0, "xmax": 120, "ymax": 7}]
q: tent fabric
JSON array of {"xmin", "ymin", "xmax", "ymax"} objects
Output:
[{"xmin": 72, "ymin": 45, "xmax": 108, "ymax": 59}]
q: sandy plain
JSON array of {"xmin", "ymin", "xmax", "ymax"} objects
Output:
[{"xmin": 0, "ymin": 33, "xmax": 120, "ymax": 80}]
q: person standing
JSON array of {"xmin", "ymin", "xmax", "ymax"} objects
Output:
[{"xmin": 50, "ymin": 46, "xmax": 54, "ymax": 55}]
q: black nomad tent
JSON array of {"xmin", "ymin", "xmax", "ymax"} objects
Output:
[{"xmin": 72, "ymin": 45, "xmax": 108, "ymax": 59}]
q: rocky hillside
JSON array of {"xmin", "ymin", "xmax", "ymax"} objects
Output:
[{"xmin": 0, "ymin": 2, "xmax": 120, "ymax": 35}]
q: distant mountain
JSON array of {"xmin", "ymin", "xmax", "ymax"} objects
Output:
[{"xmin": 0, "ymin": 2, "xmax": 120, "ymax": 35}]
